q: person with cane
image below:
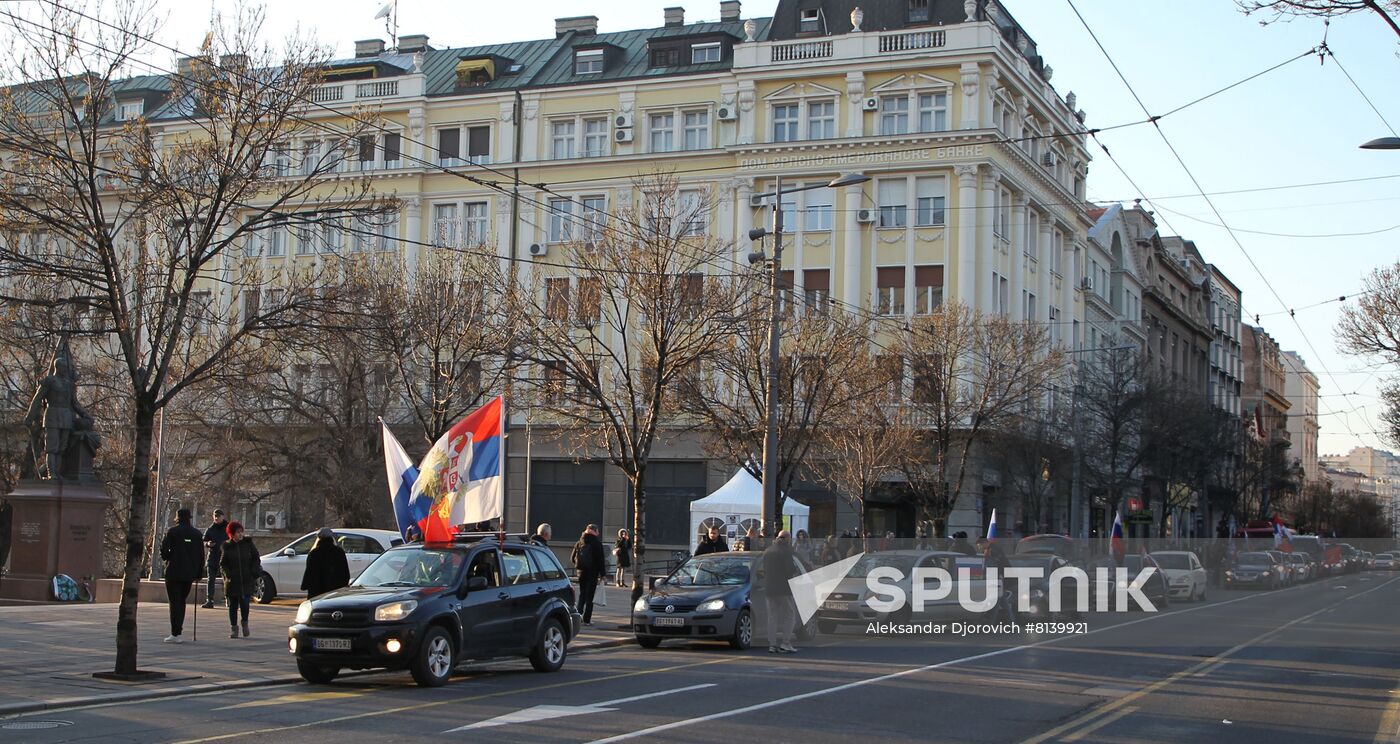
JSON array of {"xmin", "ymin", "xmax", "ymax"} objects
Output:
[{"xmin": 159, "ymin": 507, "xmax": 204, "ymax": 644}]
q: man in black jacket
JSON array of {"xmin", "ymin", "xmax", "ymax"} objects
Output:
[
  {"xmin": 530, "ymin": 523, "xmax": 552, "ymax": 548},
  {"xmin": 201, "ymin": 509, "xmax": 228, "ymax": 608},
  {"xmin": 572, "ymin": 524, "xmax": 606, "ymax": 625},
  {"xmin": 695, "ymin": 526, "xmax": 729, "ymax": 555},
  {"xmin": 160, "ymin": 507, "xmax": 205, "ymax": 643},
  {"xmin": 762, "ymin": 530, "xmax": 799, "ymax": 654}
]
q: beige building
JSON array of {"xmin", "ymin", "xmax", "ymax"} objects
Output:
[{"xmin": 1281, "ymin": 350, "xmax": 1319, "ymax": 484}]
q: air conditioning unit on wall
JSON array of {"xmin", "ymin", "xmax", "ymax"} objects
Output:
[
  {"xmin": 614, "ymin": 128, "xmax": 634, "ymax": 143},
  {"xmin": 862, "ymin": 96, "xmax": 879, "ymax": 111},
  {"xmin": 263, "ymin": 509, "xmax": 286, "ymax": 530},
  {"xmin": 528, "ymin": 243, "xmax": 547, "ymax": 257},
  {"xmin": 749, "ymin": 193, "xmax": 767, "ymax": 208},
  {"xmin": 1079, "ymin": 276, "xmax": 1093, "ymax": 292},
  {"xmin": 614, "ymin": 113, "xmax": 633, "ymax": 129},
  {"xmin": 717, "ymin": 106, "xmax": 737, "ymax": 121},
  {"xmin": 856, "ymin": 208, "xmax": 876, "ymax": 223}
]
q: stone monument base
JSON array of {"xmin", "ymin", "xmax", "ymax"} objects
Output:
[{"xmin": 0, "ymin": 480, "xmax": 109, "ymax": 602}]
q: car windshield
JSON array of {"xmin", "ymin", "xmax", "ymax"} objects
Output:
[
  {"xmin": 1124, "ymin": 556, "xmax": 1150, "ymax": 571},
  {"xmin": 1151, "ymin": 554, "xmax": 1192, "ymax": 570},
  {"xmin": 354, "ymin": 548, "xmax": 466, "ymax": 588},
  {"xmin": 849, "ymin": 554, "xmax": 918, "ymax": 577},
  {"xmin": 1289, "ymin": 555, "xmax": 1306, "ymax": 563},
  {"xmin": 1378, "ymin": 553, "xmax": 1394, "ymax": 560},
  {"xmin": 665, "ymin": 556, "xmax": 752, "ymax": 586},
  {"xmin": 1236, "ymin": 552, "xmax": 1271, "ymax": 564},
  {"xmin": 1007, "ymin": 556, "xmax": 1054, "ymax": 569}
]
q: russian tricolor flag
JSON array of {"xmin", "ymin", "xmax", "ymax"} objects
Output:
[
  {"xmin": 1110, "ymin": 510, "xmax": 1126, "ymax": 565},
  {"xmin": 983, "ymin": 509, "xmax": 998, "ymax": 560},
  {"xmin": 383, "ymin": 397, "xmax": 504, "ymax": 542},
  {"xmin": 382, "ymin": 422, "xmax": 421, "ymax": 540},
  {"xmin": 1273, "ymin": 516, "xmax": 1293, "ymax": 553}
]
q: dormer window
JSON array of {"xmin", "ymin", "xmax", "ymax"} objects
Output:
[
  {"xmin": 799, "ymin": 8, "xmax": 821, "ymax": 34},
  {"xmin": 908, "ymin": 0, "xmax": 930, "ymax": 23},
  {"xmin": 574, "ymin": 49, "xmax": 604, "ymax": 75},
  {"xmin": 651, "ymin": 47, "xmax": 680, "ymax": 67},
  {"xmin": 116, "ymin": 99, "xmax": 143, "ymax": 121},
  {"xmin": 691, "ymin": 42, "xmax": 721, "ymax": 63}
]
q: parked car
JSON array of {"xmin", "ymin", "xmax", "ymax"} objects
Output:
[
  {"xmin": 1226, "ymin": 551, "xmax": 1283, "ymax": 589},
  {"xmin": 1287, "ymin": 552, "xmax": 1313, "ymax": 582},
  {"xmin": 815, "ymin": 551, "xmax": 1008, "ymax": 632},
  {"xmin": 287, "ymin": 536, "xmax": 580, "ymax": 687},
  {"xmin": 257, "ymin": 529, "xmax": 403, "ymax": 603},
  {"xmin": 1362, "ymin": 551, "xmax": 1375, "ymax": 570},
  {"xmin": 1150, "ymin": 551, "xmax": 1208, "ymax": 602},
  {"xmin": 1374, "ymin": 553, "xmax": 1397, "ymax": 571},
  {"xmin": 632, "ymin": 551, "xmax": 815, "ymax": 649},
  {"xmin": 1289, "ymin": 536, "xmax": 1328, "ymax": 576},
  {"xmin": 1087, "ymin": 555, "xmax": 1170, "ymax": 611},
  {"xmin": 1264, "ymin": 550, "xmax": 1295, "ymax": 585},
  {"xmin": 1006, "ymin": 553, "xmax": 1081, "ymax": 619},
  {"xmin": 1016, "ymin": 535, "xmax": 1078, "ymax": 560}
]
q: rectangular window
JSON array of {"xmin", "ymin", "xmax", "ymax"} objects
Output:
[
  {"xmin": 999, "ymin": 275, "xmax": 1010, "ymax": 316},
  {"xmin": 649, "ymin": 112, "xmax": 675, "ymax": 152},
  {"xmin": 803, "ymin": 269, "xmax": 830, "ymax": 312},
  {"xmin": 877, "ymin": 266, "xmax": 906, "ymax": 315},
  {"xmin": 189, "ymin": 290, "xmax": 212, "ymax": 335},
  {"xmin": 545, "ymin": 277, "xmax": 570, "ymax": 321},
  {"xmin": 575, "ymin": 49, "xmax": 604, "ymax": 75},
  {"xmin": 877, "ymin": 179, "xmax": 907, "ymax": 228},
  {"xmin": 301, "ymin": 139, "xmax": 322, "ymax": 176},
  {"xmin": 267, "ymin": 221, "xmax": 286, "ymax": 257},
  {"xmin": 880, "ymin": 96, "xmax": 909, "ymax": 136},
  {"xmin": 804, "ymin": 185, "xmax": 833, "ymax": 231},
  {"xmin": 583, "ymin": 117, "xmax": 608, "ymax": 157},
  {"xmin": 580, "ymin": 196, "xmax": 606, "ymax": 244},
  {"xmin": 1023, "ymin": 291, "xmax": 1037, "ymax": 321},
  {"xmin": 994, "ymin": 187, "xmax": 1011, "ymax": 238},
  {"xmin": 551, "ymin": 120, "xmax": 576, "ymax": 160},
  {"xmin": 876, "ymin": 355, "xmax": 903, "ymax": 403},
  {"xmin": 915, "ymin": 177, "xmax": 946, "ymax": 226},
  {"xmin": 773, "ymin": 104, "xmax": 799, "ymax": 143},
  {"xmin": 1048, "ymin": 306, "xmax": 1060, "ymax": 345},
  {"xmin": 271, "ymin": 144, "xmax": 292, "ymax": 177},
  {"xmin": 436, "ymin": 128, "xmax": 460, "ymax": 165},
  {"xmin": 383, "ymin": 132, "xmax": 401, "ymax": 166},
  {"xmin": 908, "ymin": 0, "xmax": 930, "ymax": 22},
  {"xmin": 320, "ymin": 215, "xmax": 344, "ymax": 254},
  {"xmin": 807, "ymin": 100, "xmax": 835, "ymax": 140},
  {"xmin": 651, "ymin": 47, "xmax": 680, "ymax": 67},
  {"xmin": 914, "ymin": 265, "xmax": 944, "ymax": 314},
  {"xmin": 116, "ymin": 99, "xmax": 143, "ymax": 121},
  {"xmin": 800, "ymin": 8, "xmax": 821, "ymax": 33},
  {"xmin": 547, "ymin": 198, "xmax": 574, "ymax": 243},
  {"xmin": 918, "ymin": 92, "xmax": 948, "ymax": 133},
  {"xmin": 682, "ymin": 110, "xmax": 709, "ymax": 150},
  {"xmin": 678, "ymin": 273, "xmax": 704, "ymax": 317},
  {"xmin": 543, "ymin": 361, "xmax": 568, "ymax": 402},
  {"xmin": 1026, "ymin": 211, "xmax": 1039, "ymax": 261},
  {"xmin": 464, "ymin": 202, "xmax": 488, "ymax": 244},
  {"xmin": 241, "ymin": 289, "xmax": 261, "ymax": 324},
  {"xmin": 575, "ymin": 277, "xmax": 601, "ymax": 325},
  {"xmin": 357, "ymin": 135, "xmax": 376, "ymax": 170},
  {"xmin": 678, "ymin": 190, "xmax": 706, "ymax": 237},
  {"xmin": 1049, "ymin": 229, "xmax": 1062, "ymax": 274},
  {"xmin": 467, "ymin": 125, "xmax": 491, "ymax": 164},
  {"xmin": 433, "ymin": 204, "xmax": 458, "ymax": 247},
  {"xmin": 691, "ymin": 42, "xmax": 721, "ymax": 64}
]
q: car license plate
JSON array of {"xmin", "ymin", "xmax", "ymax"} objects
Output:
[
  {"xmin": 313, "ymin": 637, "xmax": 352, "ymax": 651},
  {"xmin": 652, "ymin": 617, "xmax": 686, "ymax": 627},
  {"xmin": 823, "ymin": 601, "xmax": 850, "ymax": 612}
]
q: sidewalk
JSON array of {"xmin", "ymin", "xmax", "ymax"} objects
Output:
[{"xmin": 0, "ymin": 586, "xmax": 635, "ymax": 716}]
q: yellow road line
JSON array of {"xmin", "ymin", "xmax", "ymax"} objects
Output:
[
  {"xmin": 1062, "ymin": 705, "xmax": 1138, "ymax": 742},
  {"xmin": 211, "ymin": 690, "xmax": 370, "ymax": 711},
  {"xmin": 173, "ymin": 653, "xmax": 746, "ymax": 744},
  {"xmin": 1376, "ymin": 684, "xmax": 1400, "ymax": 744}
]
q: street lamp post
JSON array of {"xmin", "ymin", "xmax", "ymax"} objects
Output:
[{"xmin": 748, "ymin": 172, "xmax": 869, "ymax": 536}]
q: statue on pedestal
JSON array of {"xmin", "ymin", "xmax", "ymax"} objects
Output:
[{"xmin": 23, "ymin": 337, "xmax": 101, "ymax": 483}]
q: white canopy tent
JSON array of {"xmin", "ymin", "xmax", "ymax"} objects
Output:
[{"xmin": 689, "ymin": 469, "xmax": 809, "ymax": 554}]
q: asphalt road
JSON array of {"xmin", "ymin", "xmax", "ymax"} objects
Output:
[{"xmin": 3, "ymin": 573, "xmax": 1398, "ymax": 744}]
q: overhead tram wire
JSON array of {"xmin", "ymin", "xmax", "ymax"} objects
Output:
[
  {"xmin": 1064, "ymin": 0, "xmax": 1369, "ymax": 445},
  {"xmin": 1322, "ymin": 44, "xmax": 1398, "ymax": 138}
]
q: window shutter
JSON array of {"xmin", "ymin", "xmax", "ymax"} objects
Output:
[
  {"xmin": 914, "ymin": 265, "xmax": 943, "ymax": 288},
  {"xmin": 803, "ymin": 269, "xmax": 829, "ymax": 291},
  {"xmin": 437, "ymin": 128, "xmax": 459, "ymax": 159},
  {"xmin": 468, "ymin": 126, "xmax": 491, "ymax": 158},
  {"xmin": 877, "ymin": 266, "xmax": 905, "ymax": 288}
]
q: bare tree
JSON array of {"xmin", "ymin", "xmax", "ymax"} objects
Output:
[
  {"xmin": 1074, "ymin": 346, "xmax": 1150, "ymax": 521},
  {"xmin": 676, "ymin": 291, "xmax": 881, "ymax": 519},
  {"xmin": 508, "ymin": 176, "xmax": 741, "ymax": 598},
  {"xmin": 0, "ymin": 2, "xmax": 384, "ymax": 675},
  {"xmin": 1236, "ymin": 0, "xmax": 1400, "ymax": 37},
  {"xmin": 898, "ymin": 302, "xmax": 1067, "ymax": 532},
  {"xmin": 813, "ymin": 399, "xmax": 917, "ymax": 539},
  {"xmin": 985, "ymin": 401, "xmax": 1071, "ymax": 535}
]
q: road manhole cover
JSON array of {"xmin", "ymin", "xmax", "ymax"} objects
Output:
[{"xmin": 2, "ymin": 720, "xmax": 74, "ymax": 730}]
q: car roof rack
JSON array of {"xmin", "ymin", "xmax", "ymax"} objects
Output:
[{"xmin": 448, "ymin": 531, "xmax": 531, "ymax": 544}]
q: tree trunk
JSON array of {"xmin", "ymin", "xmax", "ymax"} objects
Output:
[
  {"xmin": 114, "ymin": 400, "xmax": 157, "ymax": 675},
  {"xmin": 629, "ymin": 470, "xmax": 647, "ymax": 603}
]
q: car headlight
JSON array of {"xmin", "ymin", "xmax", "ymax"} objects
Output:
[
  {"xmin": 1225, "ymin": 570, "xmax": 1234, "ymax": 578},
  {"xmin": 295, "ymin": 601, "xmax": 313, "ymax": 624},
  {"xmin": 698, "ymin": 598, "xmax": 727, "ymax": 612},
  {"xmin": 633, "ymin": 597, "xmax": 649, "ymax": 612},
  {"xmin": 374, "ymin": 600, "xmax": 418, "ymax": 622}
]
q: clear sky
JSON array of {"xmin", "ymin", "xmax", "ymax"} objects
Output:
[{"xmin": 71, "ymin": 0, "xmax": 1400, "ymax": 457}]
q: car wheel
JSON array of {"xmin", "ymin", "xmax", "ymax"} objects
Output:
[
  {"xmin": 817, "ymin": 620, "xmax": 838, "ymax": 635},
  {"xmin": 529, "ymin": 618, "xmax": 567, "ymax": 673},
  {"xmin": 729, "ymin": 608, "xmax": 753, "ymax": 650},
  {"xmin": 410, "ymin": 626, "xmax": 455, "ymax": 687},
  {"xmin": 296, "ymin": 660, "xmax": 339, "ymax": 685},
  {"xmin": 253, "ymin": 573, "xmax": 276, "ymax": 604},
  {"xmin": 636, "ymin": 635, "xmax": 662, "ymax": 649}
]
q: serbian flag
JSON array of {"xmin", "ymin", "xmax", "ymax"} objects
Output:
[
  {"xmin": 1110, "ymin": 510, "xmax": 1126, "ymax": 565},
  {"xmin": 1273, "ymin": 516, "xmax": 1293, "ymax": 553},
  {"xmin": 407, "ymin": 396, "xmax": 504, "ymax": 541},
  {"xmin": 382, "ymin": 422, "xmax": 421, "ymax": 540}
]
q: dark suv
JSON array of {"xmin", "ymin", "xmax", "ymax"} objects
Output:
[{"xmin": 288, "ymin": 535, "xmax": 581, "ymax": 687}]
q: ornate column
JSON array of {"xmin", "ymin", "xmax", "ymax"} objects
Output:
[
  {"xmin": 842, "ymin": 182, "xmax": 864, "ymax": 309},
  {"xmin": 979, "ymin": 165, "xmax": 999, "ymax": 314},
  {"xmin": 844, "ymin": 72, "xmax": 866, "ymax": 138},
  {"xmin": 737, "ymin": 81, "xmax": 756, "ymax": 145},
  {"xmin": 1038, "ymin": 215, "xmax": 1054, "ymax": 322},
  {"xmin": 735, "ymin": 179, "xmax": 754, "ymax": 269},
  {"xmin": 403, "ymin": 195, "xmax": 421, "ymax": 280},
  {"xmin": 954, "ymin": 164, "xmax": 979, "ymax": 308},
  {"xmin": 1010, "ymin": 195, "xmax": 1027, "ymax": 319},
  {"xmin": 498, "ymin": 100, "xmax": 517, "ymax": 165},
  {"xmin": 960, "ymin": 62, "xmax": 981, "ymax": 130}
]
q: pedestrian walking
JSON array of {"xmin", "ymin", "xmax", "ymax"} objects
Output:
[
  {"xmin": 530, "ymin": 523, "xmax": 552, "ymax": 548},
  {"xmin": 794, "ymin": 530, "xmax": 814, "ymax": 568},
  {"xmin": 201, "ymin": 509, "xmax": 228, "ymax": 608},
  {"xmin": 762, "ymin": 530, "xmax": 799, "ymax": 654},
  {"xmin": 219, "ymin": 521, "xmax": 261, "ymax": 639},
  {"xmin": 695, "ymin": 526, "xmax": 730, "ymax": 556},
  {"xmin": 571, "ymin": 524, "xmax": 606, "ymax": 626},
  {"xmin": 159, "ymin": 507, "xmax": 204, "ymax": 644},
  {"xmin": 301, "ymin": 528, "xmax": 350, "ymax": 599},
  {"xmin": 613, "ymin": 529, "xmax": 631, "ymax": 587}
]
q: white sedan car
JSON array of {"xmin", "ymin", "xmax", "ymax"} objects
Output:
[
  {"xmin": 1150, "ymin": 550, "xmax": 1208, "ymax": 602},
  {"xmin": 254, "ymin": 529, "xmax": 403, "ymax": 602}
]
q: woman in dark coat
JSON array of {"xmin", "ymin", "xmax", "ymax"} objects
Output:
[
  {"xmin": 219, "ymin": 521, "xmax": 261, "ymax": 638},
  {"xmin": 613, "ymin": 529, "xmax": 631, "ymax": 587},
  {"xmin": 301, "ymin": 528, "xmax": 350, "ymax": 599}
]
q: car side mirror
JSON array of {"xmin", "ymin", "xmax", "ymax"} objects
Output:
[
  {"xmin": 465, "ymin": 576, "xmax": 488, "ymax": 592},
  {"xmin": 281, "ymin": 548, "xmax": 296, "ymax": 557}
]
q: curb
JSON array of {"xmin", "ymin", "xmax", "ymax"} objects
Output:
[{"xmin": 0, "ymin": 635, "xmax": 636, "ymax": 718}]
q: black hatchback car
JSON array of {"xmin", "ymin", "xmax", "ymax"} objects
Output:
[{"xmin": 288, "ymin": 536, "xmax": 581, "ymax": 687}]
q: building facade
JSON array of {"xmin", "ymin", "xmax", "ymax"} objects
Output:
[{"xmin": 1281, "ymin": 350, "xmax": 1319, "ymax": 484}]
